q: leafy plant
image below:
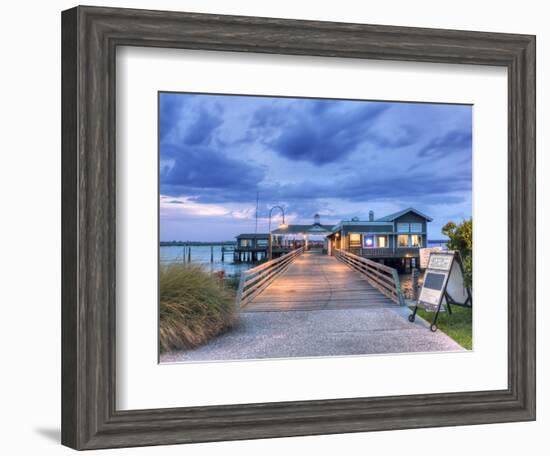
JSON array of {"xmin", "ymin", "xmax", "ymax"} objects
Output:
[{"xmin": 442, "ymin": 218, "xmax": 472, "ymax": 288}]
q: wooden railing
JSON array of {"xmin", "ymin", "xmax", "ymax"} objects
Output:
[
  {"xmin": 335, "ymin": 249, "xmax": 405, "ymax": 305},
  {"xmin": 236, "ymin": 247, "xmax": 304, "ymax": 308},
  {"xmin": 348, "ymin": 247, "xmax": 419, "ymax": 258}
]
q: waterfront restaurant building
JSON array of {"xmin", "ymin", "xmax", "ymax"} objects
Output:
[
  {"xmin": 235, "ymin": 208, "xmax": 432, "ymax": 268},
  {"xmin": 271, "ymin": 214, "xmax": 333, "ymax": 250},
  {"xmin": 234, "ymin": 233, "xmax": 270, "ymax": 262},
  {"xmin": 326, "ymin": 208, "xmax": 432, "ymax": 268}
]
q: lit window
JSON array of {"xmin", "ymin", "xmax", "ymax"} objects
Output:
[
  {"xmin": 397, "ymin": 223, "xmax": 409, "ymax": 232},
  {"xmin": 398, "ymin": 235, "xmax": 409, "ymax": 247},
  {"xmin": 410, "ymin": 235, "xmax": 422, "ymax": 247},
  {"xmin": 377, "ymin": 236, "xmax": 387, "ymax": 248},
  {"xmin": 363, "ymin": 235, "xmax": 374, "ymax": 248},
  {"xmin": 410, "ymin": 223, "xmax": 422, "ymax": 233},
  {"xmin": 240, "ymin": 239, "xmax": 250, "ymax": 247},
  {"xmin": 349, "ymin": 233, "xmax": 361, "ymax": 247}
]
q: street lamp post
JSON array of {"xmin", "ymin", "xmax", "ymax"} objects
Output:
[{"xmin": 268, "ymin": 205, "xmax": 287, "ymax": 260}]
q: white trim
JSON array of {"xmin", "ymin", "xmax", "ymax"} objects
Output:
[{"xmin": 117, "ymin": 46, "xmax": 507, "ymax": 411}]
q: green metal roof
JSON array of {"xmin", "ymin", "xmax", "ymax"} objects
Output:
[
  {"xmin": 375, "ymin": 207, "xmax": 433, "ymax": 222},
  {"xmin": 271, "ymin": 223, "xmax": 334, "ymax": 235}
]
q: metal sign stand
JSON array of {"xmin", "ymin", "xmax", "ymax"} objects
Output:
[{"xmin": 409, "ymin": 251, "xmax": 472, "ymax": 332}]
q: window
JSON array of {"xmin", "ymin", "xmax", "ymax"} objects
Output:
[
  {"xmin": 410, "ymin": 234, "xmax": 422, "ymax": 247},
  {"xmin": 410, "ymin": 223, "xmax": 422, "ymax": 233},
  {"xmin": 240, "ymin": 239, "xmax": 251, "ymax": 247},
  {"xmin": 256, "ymin": 239, "xmax": 268, "ymax": 247},
  {"xmin": 376, "ymin": 235, "xmax": 387, "ymax": 248},
  {"xmin": 397, "ymin": 235, "xmax": 409, "ymax": 247},
  {"xmin": 349, "ymin": 233, "xmax": 361, "ymax": 247},
  {"xmin": 397, "ymin": 223, "xmax": 409, "ymax": 232},
  {"xmin": 363, "ymin": 235, "xmax": 374, "ymax": 248}
]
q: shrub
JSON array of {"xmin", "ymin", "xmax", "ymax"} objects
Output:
[
  {"xmin": 223, "ymin": 273, "xmax": 241, "ymax": 291},
  {"xmin": 442, "ymin": 219, "xmax": 472, "ymax": 289},
  {"xmin": 159, "ymin": 263, "xmax": 237, "ymax": 353}
]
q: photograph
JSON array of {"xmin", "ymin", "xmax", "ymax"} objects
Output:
[{"xmin": 158, "ymin": 92, "xmax": 473, "ymax": 362}]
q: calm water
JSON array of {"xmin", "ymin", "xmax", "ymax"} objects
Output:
[
  {"xmin": 427, "ymin": 240, "xmax": 448, "ymax": 248},
  {"xmin": 160, "ymin": 245, "xmax": 252, "ymax": 276}
]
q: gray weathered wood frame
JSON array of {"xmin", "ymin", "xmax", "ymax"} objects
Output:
[{"xmin": 61, "ymin": 5, "xmax": 536, "ymax": 450}]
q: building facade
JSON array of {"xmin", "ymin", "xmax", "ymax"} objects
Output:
[
  {"xmin": 271, "ymin": 213, "xmax": 333, "ymax": 251},
  {"xmin": 326, "ymin": 208, "xmax": 432, "ymax": 268},
  {"xmin": 233, "ymin": 233, "xmax": 271, "ymax": 262},
  {"xmin": 234, "ymin": 208, "xmax": 432, "ymax": 267}
]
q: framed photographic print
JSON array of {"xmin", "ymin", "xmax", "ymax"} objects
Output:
[{"xmin": 61, "ymin": 5, "xmax": 535, "ymax": 450}]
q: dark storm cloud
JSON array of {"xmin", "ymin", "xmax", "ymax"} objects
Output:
[
  {"xmin": 341, "ymin": 169, "xmax": 471, "ymax": 201},
  {"xmin": 263, "ymin": 168, "xmax": 471, "ymax": 204},
  {"xmin": 159, "ymin": 96, "xmax": 263, "ymax": 202},
  {"xmin": 183, "ymin": 109, "xmax": 223, "ymax": 146},
  {"xmin": 159, "ymin": 93, "xmax": 182, "ymax": 143},
  {"xmin": 161, "ymin": 144, "xmax": 265, "ymax": 195},
  {"xmin": 251, "ymin": 100, "xmax": 391, "ymax": 165},
  {"xmin": 249, "ymin": 105, "xmax": 289, "ymax": 129},
  {"xmin": 418, "ymin": 129, "xmax": 472, "ymax": 159},
  {"xmin": 368, "ymin": 125, "xmax": 420, "ymax": 149},
  {"xmin": 159, "ymin": 93, "xmax": 224, "ymax": 153},
  {"xmin": 162, "ymin": 164, "xmax": 470, "ymax": 214},
  {"xmin": 159, "ymin": 95, "xmax": 470, "ymax": 210}
]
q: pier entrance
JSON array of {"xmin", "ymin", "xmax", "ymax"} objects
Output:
[{"xmin": 243, "ymin": 250, "xmax": 397, "ymax": 312}]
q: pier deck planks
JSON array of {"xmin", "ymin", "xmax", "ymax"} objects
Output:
[{"xmin": 244, "ymin": 250, "xmax": 396, "ymax": 312}]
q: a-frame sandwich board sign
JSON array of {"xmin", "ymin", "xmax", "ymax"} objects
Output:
[{"xmin": 408, "ymin": 250, "xmax": 472, "ymax": 332}]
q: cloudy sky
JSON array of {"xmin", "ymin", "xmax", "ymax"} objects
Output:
[{"xmin": 159, "ymin": 92, "xmax": 472, "ymax": 242}]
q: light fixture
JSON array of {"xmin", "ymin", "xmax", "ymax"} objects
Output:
[{"xmin": 268, "ymin": 205, "xmax": 286, "ymax": 260}]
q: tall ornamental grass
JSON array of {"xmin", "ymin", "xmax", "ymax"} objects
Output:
[{"xmin": 159, "ymin": 263, "xmax": 237, "ymax": 353}]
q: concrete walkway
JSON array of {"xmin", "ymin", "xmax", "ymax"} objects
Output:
[{"xmin": 161, "ymin": 306, "xmax": 464, "ymax": 363}]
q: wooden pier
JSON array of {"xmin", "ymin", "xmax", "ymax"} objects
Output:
[{"xmin": 238, "ymin": 249, "xmax": 401, "ymax": 312}]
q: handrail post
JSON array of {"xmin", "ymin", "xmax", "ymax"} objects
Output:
[
  {"xmin": 235, "ymin": 272, "xmax": 246, "ymax": 308},
  {"xmin": 236, "ymin": 245, "xmax": 304, "ymax": 308},
  {"xmin": 392, "ymin": 269, "xmax": 405, "ymax": 306},
  {"xmin": 335, "ymin": 248, "xmax": 404, "ymax": 306}
]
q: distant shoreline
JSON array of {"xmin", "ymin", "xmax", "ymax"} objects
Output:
[
  {"xmin": 160, "ymin": 241, "xmax": 236, "ymax": 247},
  {"xmin": 160, "ymin": 240, "xmax": 448, "ymax": 246}
]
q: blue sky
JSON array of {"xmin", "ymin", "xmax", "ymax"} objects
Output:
[{"xmin": 159, "ymin": 92, "xmax": 472, "ymax": 242}]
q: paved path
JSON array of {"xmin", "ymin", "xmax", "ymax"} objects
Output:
[
  {"xmin": 161, "ymin": 306, "xmax": 463, "ymax": 362},
  {"xmin": 244, "ymin": 250, "xmax": 395, "ymax": 311},
  {"xmin": 162, "ymin": 251, "xmax": 464, "ymax": 363}
]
